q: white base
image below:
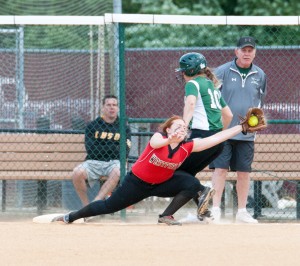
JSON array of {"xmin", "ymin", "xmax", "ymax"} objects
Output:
[{"xmin": 32, "ymin": 213, "xmax": 84, "ymax": 224}]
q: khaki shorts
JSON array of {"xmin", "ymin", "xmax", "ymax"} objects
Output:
[{"xmin": 78, "ymin": 160, "xmax": 120, "ymax": 187}]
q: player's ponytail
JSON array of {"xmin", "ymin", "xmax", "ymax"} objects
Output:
[{"xmin": 204, "ymin": 67, "xmax": 221, "ymax": 88}]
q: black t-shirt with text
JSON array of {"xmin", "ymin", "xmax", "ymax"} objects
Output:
[{"xmin": 84, "ymin": 117, "xmax": 131, "ymax": 161}]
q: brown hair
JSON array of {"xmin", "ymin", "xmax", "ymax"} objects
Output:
[
  {"xmin": 159, "ymin": 115, "xmax": 183, "ymax": 134},
  {"xmin": 199, "ymin": 67, "xmax": 221, "ymax": 88},
  {"xmin": 102, "ymin": 94, "xmax": 118, "ymax": 105}
]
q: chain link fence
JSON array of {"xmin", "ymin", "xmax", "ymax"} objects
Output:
[{"xmin": 0, "ymin": 15, "xmax": 299, "ymax": 222}]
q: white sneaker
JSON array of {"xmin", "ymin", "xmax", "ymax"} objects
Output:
[
  {"xmin": 236, "ymin": 211, "xmax": 258, "ymax": 224},
  {"xmin": 179, "ymin": 213, "xmax": 199, "ymax": 223},
  {"xmin": 211, "ymin": 207, "xmax": 221, "ymax": 223},
  {"xmin": 277, "ymin": 198, "xmax": 296, "ymax": 209}
]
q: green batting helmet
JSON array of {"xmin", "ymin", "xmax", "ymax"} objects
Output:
[{"xmin": 175, "ymin": 52, "xmax": 207, "ymax": 77}]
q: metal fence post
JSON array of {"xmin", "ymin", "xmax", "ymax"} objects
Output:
[
  {"xmin": 253, "ymin": 181, "xmax": 262, "ymax": 218},
  {"xmin": 36, "ymin": 116, "xmax": 50, "ymax": 214},
  {"xmin": 2, "ymin": 180, "xmax": 6, "ymax": 212},
  {"xmin": 118, "ymin": 23, "xmax": 127, "ymax": 221},
  {"xmin": 296, "ymin": 181, "xmax": 300, "ymax": 219}
]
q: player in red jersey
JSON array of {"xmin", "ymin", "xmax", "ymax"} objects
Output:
[{"xmin": 53, "ymin": 115, "xmax": 250, "ymax": 225}]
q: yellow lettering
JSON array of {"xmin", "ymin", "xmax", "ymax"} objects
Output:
[
  {"xmin": 114, "ymin": 133, "xmax": 120, "ymax": 141},
  {"xmin": 127, "ymin": 139, "xmax": 131, "ymax": 148},
  {"xmin": 100, "ymin": 132, "xmax": 108, "ymax": 139},
  {"xmin": 107, "ymin": 133, "xmax": 114, "ymax": 139}
]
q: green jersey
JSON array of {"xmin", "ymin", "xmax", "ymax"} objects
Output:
[{"xmin": 185, "ymin": 76, "xmax": 227, "ymax": 131}]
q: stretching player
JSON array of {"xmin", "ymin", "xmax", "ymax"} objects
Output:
[{"xmin": 53, "ymin": 114, "xmax": 263, "ymax": 225}]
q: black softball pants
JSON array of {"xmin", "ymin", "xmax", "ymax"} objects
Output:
[
  {"xmin": 178, "ymin": 129, "xmax": 224, "ymax": 176},
  {"xmin": 69, "ymin": 170, "xmax": 201, "ymax": 223}
]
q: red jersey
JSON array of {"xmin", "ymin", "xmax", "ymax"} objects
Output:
[{"xmin": 131, "ymin": 137, "xmax": 194, "ymax": 184}]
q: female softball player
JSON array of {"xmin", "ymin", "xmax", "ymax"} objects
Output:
[{"xmin": 52, "ymin": 114, "xmax": 259, "ymax": 225}]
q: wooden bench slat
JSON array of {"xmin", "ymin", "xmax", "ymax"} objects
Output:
[
  {"xmin": 0, "ymin": 161, "xmax": 80, "ymax": 171},
  {"xmin": 254, "ymin": 153, "xmax": 300, "ymax": 161},
  {"xmin": 0, "ymin": 143, "xmax": 85, "ymax": 152},
  {"xmin": 183, "ymin": 162, "xmax": 300, "ymax": 171},
  {"xmin": 0, "ymin": 134, "xmax": 84, "ymax": 143},
  {"xmin": 0, "ymin": 171, "xmax": 72, "ymax": 180},
  {"xmin": 252, "ymin": 162, "xmax": 300, "ymax": 171},
  {"xmin": 0, "ymin": 133, "xmax": 297, "ymax": 143},
  {"xmin": 0, "ymin": 171, "xmax": 109, "ymax": 181},
  {"xmin": 255, "ymin": 143, "xmax": 300, "ymax": 152},
  {"xmin": 255, "ymin": 134, "xmax": 300, "ymax": 142},
  {"xmin": 0, "ymin": 152, "xmax": 300, "ymax": 162},
  {"xmin": 0, "ymin": 153, "xmax": 86, "ymax": 161},
  {"xmin": 196, "ymin": 171, "xmax": 300, "ymax": 181},
  {"xmin": 2, "ymin": 170, "xmax": 299, "ymax": 181}
]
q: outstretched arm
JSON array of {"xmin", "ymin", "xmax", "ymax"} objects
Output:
[
  {"xmin": 150, "ymin": 132, "xmax": 185, "ymax": 149},
  {"xmin": 192, "ymin": 125, "xmax": 242, "ymax": 152}
]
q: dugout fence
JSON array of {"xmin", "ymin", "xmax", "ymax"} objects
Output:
[{"xmin": 0, "ymin": 15, "xmax": 299, "ymax": 222}]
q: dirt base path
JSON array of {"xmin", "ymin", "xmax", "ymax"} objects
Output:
[{"xmin": 1, "ymin": 221, "xmax": 299, "ymax": 266}]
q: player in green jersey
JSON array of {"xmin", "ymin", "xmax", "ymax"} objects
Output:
[{"xmin": 161, "ymin": 52, "xmax": 233, "ymax": 222}]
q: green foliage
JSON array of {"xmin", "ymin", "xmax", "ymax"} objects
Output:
[
  {"xmin": 0, "ymin": 0, "xmax": 299, "ymax": 49},
  {"xmin": 235, "ymin": 0, "xmax": 300, "ymax": 15},
  {"xmin": 0, "ymin": 0, "xmax": 113, "ymax": 15},
  {"xmin": 127, "ymin": 0, "xmax": 223, "ymax": 15},
  {"xmin": 123, "ymin": 0, "xmax": 299, "ymax": 48},
  {"xmin": 24, "ymin": 26, "xmax": 91, "ymax": 50}
]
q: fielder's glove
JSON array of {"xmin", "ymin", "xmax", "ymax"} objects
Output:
[{"xmin": 240, "ymin": 107, "xmax": 267, "ymax": 135}]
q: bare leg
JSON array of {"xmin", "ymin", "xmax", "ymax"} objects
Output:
[
  {"xmin": 93, "ymin": 167, "xmax": 120, "ymax": 201},
  {"xmin": 72, "ymin": 166, "xmax": 89, "ymax": 206},
  {"xmin": 212, "ymin": 168, "xmax": 228, "ymax": 207},
  {"xmin": 236, "ymin": 171, "xmax": 250, "ymax": 209},
  {"xmin": 235, "ymin": 171, "xmax": 258, "ymax": 223}
]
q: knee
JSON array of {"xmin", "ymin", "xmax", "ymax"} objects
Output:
[
  {"xmin": 214, "ymin": 168, "xmax": 227, "ymax": 178},
  {"xmin": 179, "ymin": 174, "xmax": 201, "ymax": 192},
  {"xmin": 186, "ymin": 178, "xmax": 202, "ymax": 196},
  {"xmin": 181, "ymin": 184, "xmax": 200, "ymax": 198},
  {"xmin": 193, "ymin": 178, "xmax": 202, "ymax": 191},
  {"xmin": 72, "ymin": 166, "xmax": 87, "ymax": 183}
]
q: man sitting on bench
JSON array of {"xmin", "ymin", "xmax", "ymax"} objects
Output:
[{"xmin": 72, "ymin": 95, "xmax": 131, "ymax": 206}]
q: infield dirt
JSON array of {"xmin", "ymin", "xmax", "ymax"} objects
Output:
[{"xmin": 0, "ymin": 221, "xmax": 299, "ymax": 266}]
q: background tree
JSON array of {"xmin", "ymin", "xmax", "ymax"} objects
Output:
[{"xmin": 0, "ymin": 0, "xmax": 299, "ymax": 49}]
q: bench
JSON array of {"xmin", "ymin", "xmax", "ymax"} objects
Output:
[
  {"xmin": 0, "ymin": 132, "xmax": 87, "ymax": 214},
  {"xmin": 0, "ymin": 131, "xmax": 132, "ymax": 214},
  {"xmin": 196, "ymin": 134, "xmax": 300, "ymax": 219},
  {"xmin": 1, "ymin": 132, "xmax": 300, "ymax": 218}
]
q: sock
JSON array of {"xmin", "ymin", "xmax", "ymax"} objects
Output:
[
  {"xmin": 69, "ymin": 201, "xmax": 104, "ymax": 222},
  {"xmin": 238, "ymin": 208, "xmax": 247, "ymax": 213},
  {"xmin": 212, "ymin": 206, "xmax": 220, "ymax": 211},
  {"xmin": 160, "ymin": 192, "xmax": 191, "ymax": 217}
]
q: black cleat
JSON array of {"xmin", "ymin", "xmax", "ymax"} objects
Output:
[{"xmin": 197, "ymin": 187, "xmax": 215, "ymax": 216}]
